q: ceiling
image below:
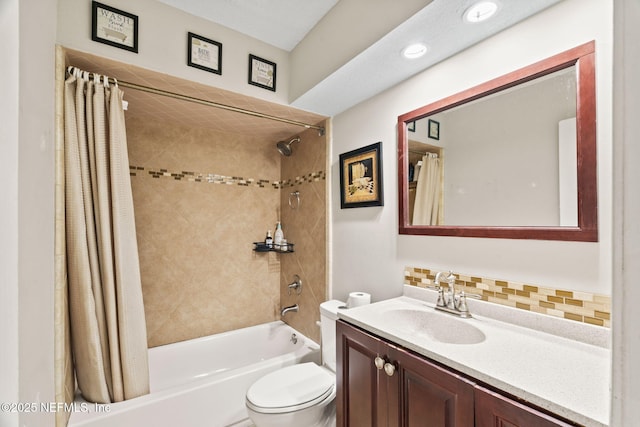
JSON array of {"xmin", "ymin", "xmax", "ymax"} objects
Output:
[{"xmin": 156, "ymin": 0, "xmax": 340, "ymax": 52}]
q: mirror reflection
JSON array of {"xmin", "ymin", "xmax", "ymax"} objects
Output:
[
  {"xmin": 397, "ymin": 41, "xmax": 597, "ymax": 241},
  {"xmin": 407, "ymin": 67, "xmax": 577, "ymax": 227}
]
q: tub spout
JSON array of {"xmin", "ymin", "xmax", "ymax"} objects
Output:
[{"xmin": 280, "ymin": 304, "xmax": 299, "ymax": 316}]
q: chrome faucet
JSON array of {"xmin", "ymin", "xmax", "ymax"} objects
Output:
[
  {"xmin": 280, "ymin": 304, "xmax": 299, "ymax": 316},
  {"xmin": 287, "ymin": 275, "xmax": 302, "ymax": 295},
  {"xmin": 433, "ymin": 271, "xmax": 472, "ymax": 318}
]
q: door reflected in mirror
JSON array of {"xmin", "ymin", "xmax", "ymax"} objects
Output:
[{"xmin": 398, "ymin": 41, "xmax": 597, "ymax": 241}]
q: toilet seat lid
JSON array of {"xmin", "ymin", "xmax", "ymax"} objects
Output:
[{"xmin": 246, "ymin": 363, "xmax": 334, "ymax": 413}]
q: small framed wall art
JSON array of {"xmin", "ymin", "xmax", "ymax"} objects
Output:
[
  {"xmin": 428, "ymin": 119, "xmax": 440, "ymax": 140},
  {"xmin": 339, "ymin": 142, "xmax": 384, "ymax": 209},
  {"xmin": 91, "ymin": 1, "xmax": 138, "ymax": 53},
  {"xmin": 248, "ymin": 54, "xmax": 277, "ymax": 92},
  {"xmin": 187, "ymin": 32, "xmax": 222, "ymax": 75}
]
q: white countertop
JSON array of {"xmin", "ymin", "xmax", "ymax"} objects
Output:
[{"xmin": 337, "ymin": 286, "xmax": 610, "ymax": 427}]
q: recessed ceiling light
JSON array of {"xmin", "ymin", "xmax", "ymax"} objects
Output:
[
  {"xmin": 402, "ymin": 43, "xmax": 428, "ymax": 59},
  {"xmin": 464, "ymin": 1, "xmax": 499, "ymax": 23}
]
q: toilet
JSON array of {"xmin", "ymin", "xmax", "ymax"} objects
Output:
[{"xmin": 245, "ymin": 300, "xmax": 343, "ymax": 427}]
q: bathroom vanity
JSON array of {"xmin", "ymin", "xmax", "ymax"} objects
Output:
[{"xmin": 335, "ymin": 287, "xmax": 609, "ymax": 427}]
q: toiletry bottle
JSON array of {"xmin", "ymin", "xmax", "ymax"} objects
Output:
[
  {"xmin": 265, "ymin": 230, "xmax": 273, "ymax": 249},
  {"xmin": 274, "ymin": 222, "xmax": 284, "ymax": 250}
]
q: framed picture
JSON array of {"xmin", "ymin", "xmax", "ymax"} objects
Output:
[
  {"xmin": 408, "ymin": 121, "xmax": 416, "ymax": 132},
  {"xmin": 188, "ymin": 32, "xmax": 222, "ymax": 75},
  {"xmin": 248, "ymin": 54, "xmax": 277, "ymax": 92},
  {"xmin": 428, "ymin": 119, "xmax": 440, "ymax": 140},
  {"xmin": 339, "ymin": 142, "xmax": 384, "ymax": 209},
  {"xmin": 91, "ymin": 1, "xmax": 138, "ymax": 53}
]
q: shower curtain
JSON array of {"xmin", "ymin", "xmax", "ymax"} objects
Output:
[
  {"xmin": 64, "ymin": 68, "xmax": 149, "ymax": 403},
  {"xmin": 412, "ymin": 154, "xmax": 442, "ymax": 225}
]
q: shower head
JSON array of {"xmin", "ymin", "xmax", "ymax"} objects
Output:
[{"xmin": 276, "ymin": 137, "xmax": 301, "ymax": 156}]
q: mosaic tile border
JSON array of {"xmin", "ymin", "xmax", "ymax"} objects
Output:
[
  {"xmin": 129, "ymin": 165, "xmax": 326, "ymax": 189},
  {"xmin": 404, "ymin": 266, "xmax": 611, "ymax": 328}
]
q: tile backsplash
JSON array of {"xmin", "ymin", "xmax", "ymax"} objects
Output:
[
  {"xmin": 404, "ymin": 266, "xmax": 611, "ymax": 327},
  {"xmin": 130, "ymin": 165, "xmax": 326, "ymax": 189}
]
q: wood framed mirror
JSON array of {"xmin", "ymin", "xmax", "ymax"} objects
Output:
[{"xmin": 398, "ymin": 41, "xmax": 597, "ymax": 241}]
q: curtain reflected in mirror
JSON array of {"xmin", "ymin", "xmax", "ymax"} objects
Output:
[{"xmin": 412, "ymin": 153, "xmax": 442, "ymax": 225}]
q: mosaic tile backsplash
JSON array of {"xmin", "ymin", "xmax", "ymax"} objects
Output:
[
  {"xmin": 405, "ymin": 267, "xmax": 611, "ymax": 327},
  {"xmin": 130, "ymin": 165, "xmax": 326, "ymax": 189}
]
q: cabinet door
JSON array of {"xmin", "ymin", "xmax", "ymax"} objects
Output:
[
  {"xmin": 391, "ymin": 345, "xmax": 475, "ymax": 427},
  {"xmin": 337, "ymin": 320, "xmax": 475, "ymax": 427},
  {"xmin": 337, "ymin": 320, "xmax": 395, "ymax": 427},
  {"xmin": 475, "ymin": 386, "xmax": 575, "ymax": 427}
]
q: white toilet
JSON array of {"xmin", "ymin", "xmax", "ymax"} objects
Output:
[{"xmin": 245, "ymin": 300, "xmax": 343, "ymax": 427}]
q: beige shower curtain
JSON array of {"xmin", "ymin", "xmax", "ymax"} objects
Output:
[
  {"xmin": 412, "ymin": 154, "xmax": 442, "ymax": 225},
  {"xmin": 64, "ymin": 69, "xmax": 149, "ymax": 404}
]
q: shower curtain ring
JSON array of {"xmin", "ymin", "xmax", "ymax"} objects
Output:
[{"xmin": 288, "ymin": 191, "xmax": 300, "ymax": 210}]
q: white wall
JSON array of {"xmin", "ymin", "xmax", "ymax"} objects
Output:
[
  {"xmin": 612, "ymin": 0, "xmax": 640, "ymax": 424},
  {"xmin": 18, "ymin": 0, "xmax": 57, "ymax": 424},
  {"xmin": 57, "ymin": 0, "xmax": 290, "ymax": 105},
  {"xmin": 331, "ymin": 0, "xmax": 613, "ymax": 303},
  {"xmin": 0, "ymin": 0, "xmax": 57, "ymax": 426},
  {"xmin": 0, "ymin": 0, "xmax": 20, "ymax": 425}
]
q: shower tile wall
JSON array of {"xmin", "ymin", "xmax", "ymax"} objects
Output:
[
  {"xmin": 126, "ymin": 116, "xmax": 283, "ymax": 347},
  {"xmin": 279, "ymin": 124, "xmax": 328, "ymax": 344}
]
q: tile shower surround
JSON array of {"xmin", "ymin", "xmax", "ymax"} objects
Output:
[
  {"xmin": 126, "ymin": 116, "xmax": 328, "ymax": 347},
  {"xmin": 278, "ymin": 126, "xmax": 328, "ymax": 344},
  {"xmin": 405, "ymin": 267, "xmax": 611, "ymax": 327}
]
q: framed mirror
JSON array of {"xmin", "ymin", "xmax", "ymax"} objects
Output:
[{"xmin": 398, "ymin": 41, "xmax": 597, "ymax": 241}]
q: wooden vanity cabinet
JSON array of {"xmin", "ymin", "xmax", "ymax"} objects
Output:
[
  {"xmin": 336, "ymin": 320, "xmax": 576, "ymax": 427},
  {"xmin": 336, "ymin": 320, "xmax": 474, "ymax": 427},
  {"xmin": 475, "ymin": 386, "xmax": 574, "ymax": 427}
]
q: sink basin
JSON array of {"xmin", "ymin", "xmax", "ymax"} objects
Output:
[{"xmin": 379, "ymin": 308, "xmax": 486, "ymax": 344}]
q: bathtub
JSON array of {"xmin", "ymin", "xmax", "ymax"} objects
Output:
[{"xmin": 68, "ymin": 321, "xmax": 320, "ymax": 427}]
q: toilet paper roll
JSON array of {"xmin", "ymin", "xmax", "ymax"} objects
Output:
[{"xmin": 347, "ymin": 292, "xmax": 371, "ymax": 308}]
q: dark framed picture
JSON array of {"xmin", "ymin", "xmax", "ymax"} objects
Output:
[
  {"xmin": 408, "ymin": 121, "xmax": 416, "ymax": 132},
  {"xmin": 248, "ymin": 54, "xmax": 277, "ymax": 91},
  {"xmin": 428, "ymin": 119, "xmax": 440, "ymax": 140},
  {"xmin": 91, "ymin": 1, "xmax": 138, "ymax": 53},
  {"xmin": 188, "ymin": 32, "xmax": 222, "ymax": 75},
  {"xmin": 339, "ymin": 142, "xmax": 384, "ymax": 209}
]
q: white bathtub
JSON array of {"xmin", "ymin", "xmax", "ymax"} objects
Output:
[{"xmin": 68, "ymin": 321, "xmax": 320, "ymax": 427}]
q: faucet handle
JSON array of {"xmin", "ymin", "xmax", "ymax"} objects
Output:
[
  {"xmin": 287, "ymin": 274, "xmax": 302, "ymax": 295},
  {"xmin": 457, "ymin": 291, "xmax": 469, "ymax": 313},
  {"xmin": 436, "ymin": 288, "xmax": 446, "ymax": 307},
  {"xmin": 446, "ymin": 286, "xmax": 457, "ymax": 310}
]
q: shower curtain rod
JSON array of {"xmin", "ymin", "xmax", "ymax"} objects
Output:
[
  {"xmin": 409, "ymin": 150, "xmax": 439, "ymax": 156},
  {"xmin": 116, "ymin": 79, "xmax": 326, "ymax": 135}
]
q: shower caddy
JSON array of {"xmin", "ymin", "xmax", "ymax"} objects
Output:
[{"xmin": 253, "ymin": 242, "xmax": 295, "ymax": 253}]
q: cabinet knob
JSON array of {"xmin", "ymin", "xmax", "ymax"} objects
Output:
[
  {"xmin": 384, "ymin": 362, "xmax": 396, "ymax": 377},
  {"xmin": 374, "ymin": 356, "xmax": 385, "ymax": 370}
]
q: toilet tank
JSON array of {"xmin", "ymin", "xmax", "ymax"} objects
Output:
[{"xmin": 319, "ymin": 300, "xmax": 344, "ymax": 372}]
